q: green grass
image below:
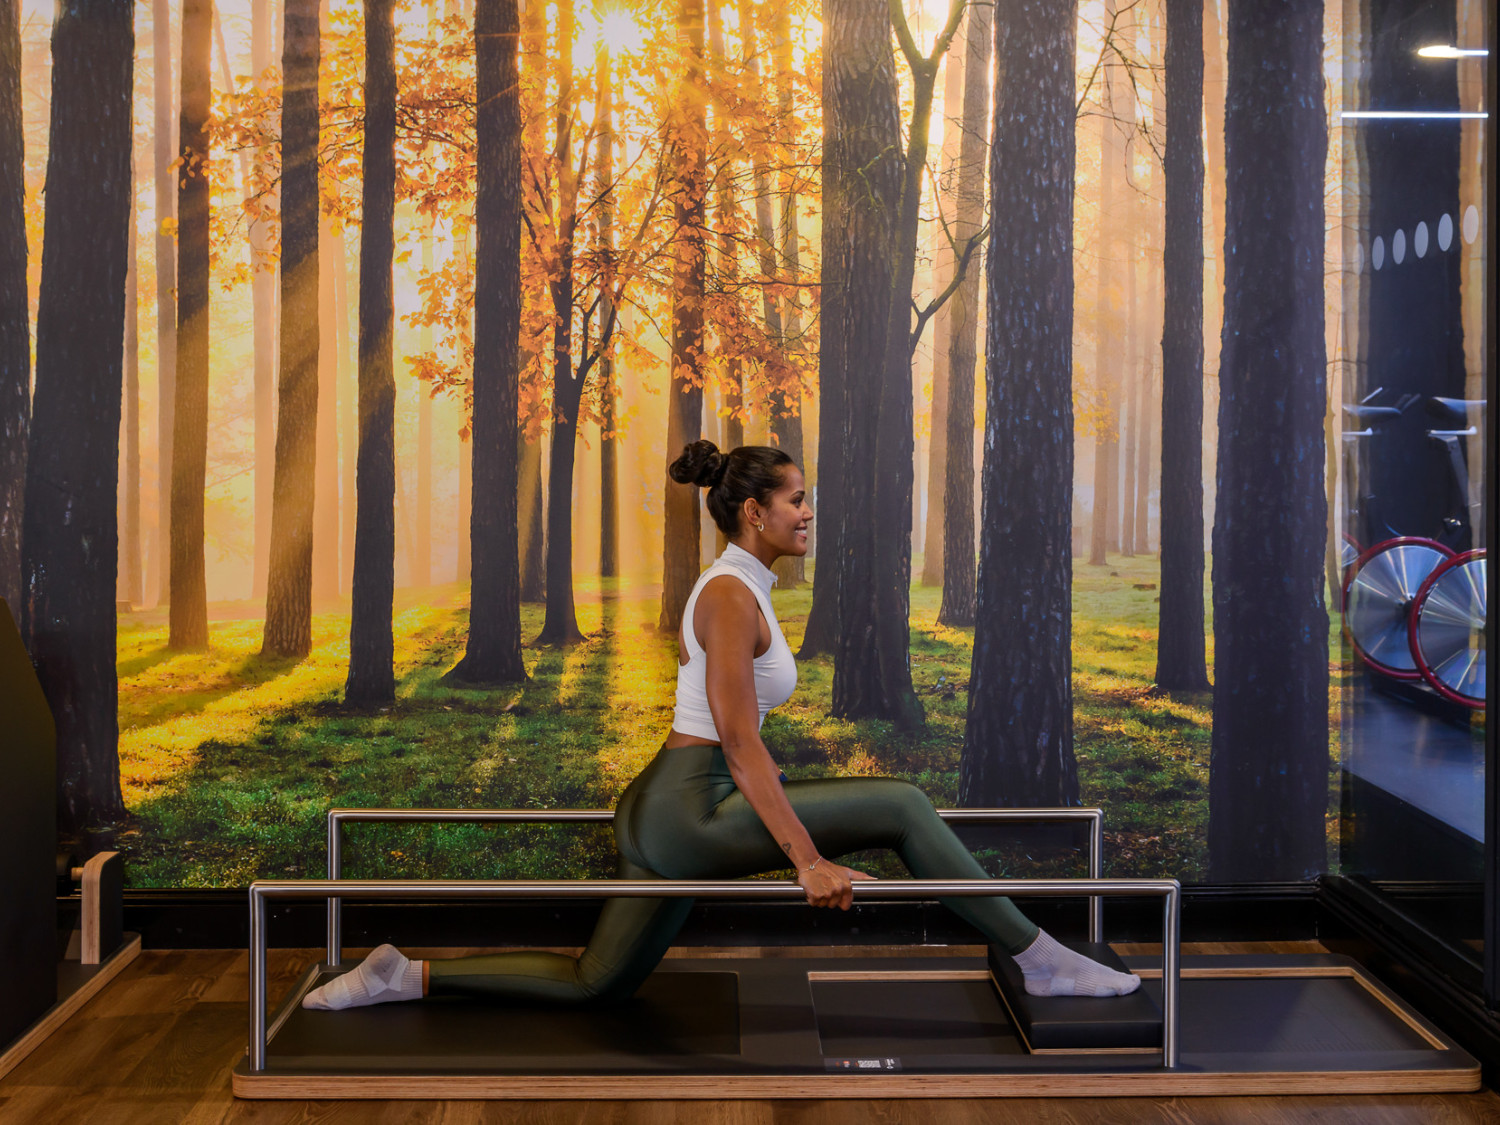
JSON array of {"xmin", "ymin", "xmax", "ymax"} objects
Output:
[{"xmin": 113, "ymin": 555, "xmax": 1344, "ymax": 887}]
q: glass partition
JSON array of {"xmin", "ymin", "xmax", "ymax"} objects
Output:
[{"xmin": 1337, "ymin": 0, "xmax": 1490, "ymax": 965}]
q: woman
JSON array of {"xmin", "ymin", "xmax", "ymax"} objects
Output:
[{"xmin": 305, "ymin": 442, "xmax": 1138, "ymax": 1011}]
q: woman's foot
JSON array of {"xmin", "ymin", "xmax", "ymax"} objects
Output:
[
  {"xmin": 1012, "ymin": 930, "xmax": 1141, "ymax": 998},
  {"xmin": 302, "ymin": 944, "xmax": 424, "ymax": 1010}
]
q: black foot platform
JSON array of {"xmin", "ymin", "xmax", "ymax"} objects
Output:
[
  {"xmin": 232, "ymin": 952, "xmax": 1479, "ymax": 1098},
  {"xmin": 990, "ymin": 942, "xmax": 1162, "ymax": 1051}
]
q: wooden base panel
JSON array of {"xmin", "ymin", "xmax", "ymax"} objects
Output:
[
  {"xmin": 232, "ymin": 953, "xmax": 1480, "ymax": 1100},
  {"xmin": 231, "ymin": 1066, "xmax": 1480, "ymax": 1099},
  {"xmin": 0, "ymin": 934, "xmax": 142, "ymax": 1082}
]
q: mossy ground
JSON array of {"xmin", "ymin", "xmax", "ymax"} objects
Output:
[{"xmin": 114, "ymin": 554, "xmax": 1345, "ymax": 887}]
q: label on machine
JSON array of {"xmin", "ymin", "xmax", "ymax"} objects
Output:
[{"xmin": 824, "ymin": 1057, "xmax": 903, "ymax": 1072}]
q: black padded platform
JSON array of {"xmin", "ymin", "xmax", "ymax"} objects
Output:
[
  {"xmin": 269, "ymin": 970, "xmax": 742, "ymax": 1072},
  {"xmin": 233, "ymin": 952, "xmax": 1480, "ymax": 1098},
  {"xmin": 989, "ymin": 942, "xmax": 1162, "ymax": 1050}
]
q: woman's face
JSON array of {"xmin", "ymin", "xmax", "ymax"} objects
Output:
[{"xmin": 745, "ymin": 466, "xmax": 813, "ymax": 557}]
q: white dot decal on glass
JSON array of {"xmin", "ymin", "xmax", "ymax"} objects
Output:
[
  {"xmin": 1392, "ymin": 229, "xmax": 1406, "ymax": 264},
  {"xmin": 1438, "ymin": 213, "xmax": 1454, "ymax": 251},
  {"xmin": 1414, "ymin": 221, "xmax": 1429, "ymax": 258},
  {"xmin": 1372, "ymin": 236, "xmax": 1385, "ymax": 270},
  {"xmin": 1463, "ymin": 205, "xmax": 1479, "ymax": 244}
]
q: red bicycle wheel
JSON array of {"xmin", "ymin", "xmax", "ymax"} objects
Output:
[
  {"xmin": 1342, "ymin": 537, "xmax": 1454, "ymax": 679},
  {"xmin": 1409, "ymin": 549, "xmax": 1487, "ymax": 709}
]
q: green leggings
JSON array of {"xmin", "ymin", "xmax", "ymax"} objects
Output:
[{"xmin": 426, "ymin": 744, "xmax": 1040, "ymax": 1004}]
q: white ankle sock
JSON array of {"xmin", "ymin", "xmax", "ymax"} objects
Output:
[
  {"xmin": 302, "ymin": 944, "xmax": 424, "ymax": 1010},
  {"xmin": 1011, "ymin": 930, "xmax": 1142, "ymax": 998}
]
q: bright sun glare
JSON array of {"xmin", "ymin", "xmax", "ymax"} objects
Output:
[{"xmin": 573, "ymin": 4, "xmax": 646, "ymax": 68}]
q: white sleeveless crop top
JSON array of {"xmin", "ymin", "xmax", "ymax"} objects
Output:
[{"xmin": 671, "ymin": 543, "xmax": 798, "ymax": 743}]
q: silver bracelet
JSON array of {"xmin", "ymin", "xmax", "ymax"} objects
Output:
[{"xmin": 802, "ymin": 856, "xmax": 823, "ymax": 873}]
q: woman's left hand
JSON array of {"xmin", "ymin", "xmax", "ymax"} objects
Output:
[{"xmin": 797, "ymin": 861, "xmax": 876, "ymax": 911}]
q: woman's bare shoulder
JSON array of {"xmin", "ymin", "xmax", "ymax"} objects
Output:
[{"xmin": 697, "ymin": 572, "xmax": 758, "ymax": 613}]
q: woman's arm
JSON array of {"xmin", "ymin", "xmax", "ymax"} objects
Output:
[{"xmin": 696, "ymin": 577, "xmax": 870, "ymax": 910}]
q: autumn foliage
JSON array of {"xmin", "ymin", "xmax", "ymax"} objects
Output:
[{"xmin": 209, "ymin": 0, "xmax": 821, "ymax": 447}]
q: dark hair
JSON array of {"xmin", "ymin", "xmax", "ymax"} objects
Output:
[{"xmin": 668, "ymin": 440, "xmax": 795, "ymax": 537}]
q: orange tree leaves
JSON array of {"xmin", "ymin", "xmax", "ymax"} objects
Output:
[{"xmin": 205, "ymin": 0, "xmax": 823, "ymax": 438}]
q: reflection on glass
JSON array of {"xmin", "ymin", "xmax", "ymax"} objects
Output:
[{"xmin": 1336, "ymin": 0, "xmax": 1488, "ymax": 966}]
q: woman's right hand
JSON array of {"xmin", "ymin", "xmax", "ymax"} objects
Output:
[{"xmin": 797, "ymin": 860, "xmax": 876, "ymax": 911}]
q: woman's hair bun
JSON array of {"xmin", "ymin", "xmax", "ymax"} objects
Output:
[{"xmin": 668, "ymin": 439, "xmax": 730, "ymax": 489}]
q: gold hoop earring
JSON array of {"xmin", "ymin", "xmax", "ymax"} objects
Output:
[{"xmin": 756, "ymin": 522, "xmax": 764, "ymax": 533}]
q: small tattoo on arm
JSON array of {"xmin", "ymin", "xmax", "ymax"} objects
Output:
[{"xmin": 782, "ymin": 842, "xmax": 792, "ymax": 857}]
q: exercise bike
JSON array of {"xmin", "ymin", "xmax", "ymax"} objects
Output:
[{"xmin": 1341, "ymin": 391, "xmax": 1487, "ymax": 711}]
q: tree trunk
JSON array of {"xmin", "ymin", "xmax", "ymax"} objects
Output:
[
  {"xmin": 746, "ymin": 3, "xmax": 780, "ymax": 435},
  {"xmin": 262, "ymin": 0, "xmax": 320, "ymax": 658},
  {"xmin": 768, "ymin": 7, "xmax": 804, "ymax": 589},
  {"xmin": 798, "ymin": 0, "xmax": 849, "ymax": 659},
  {"xmin": 335, "ymin": 227, "xmax": 355, "ymax": 593},
  {"xmin": 598, "ymin": 371, "xmax": 619, "ymax": 578},
  {"xmin": 517, "ymin": 0, "xmax": 547, "ymax": 604},
  {"xmin": 709, "ymin": 0, "xmax": 745, "ymax": 502},
  {"xmin": 732, "ymin": 0, "xmax": 770, "ymax": 440},
  {"xmin": 959, "ymin": 0, "xmax": 1079, "ymax": 808},
  {"xmin": 1202, "ymin": 0, "xmax": 1227, "ymax": 370},
  {"xmin": 313, "ymin": 211, "xmax": 341, "ymax": 600},
  {"xmin": 539, "ymin": 395, "xmax": 583, "ymax": 642},
  {"xmin": 658, "ymin": 0, "xmax": 707, "ymax": 635},
  {"xmin": 251, "ymin": 0, "xmax": 275, "ymax": 601},
  {"xmin": 451, "ymin": 0, "xmax": 523, "ymax": 679},
  {"xmin": 1200, "ymin": 0, "xmax": 1226, "ymax": 534},
  {"xmin": 596, "ymin": 37, "xmax": 618, "ymax": 580},
  {"xmin": 1136, "ymin": 6, "xmax": 1164, "ymax": 559},
  {"xmin": 395, "ymin": 451, "xmax": 417, "ymax": 587},
  {"xmin": 1120, "ymin": 206, "xmax": 1140, "ymax": 559},
  {"xmin": 153, "ymin": 0, "xmax": 176, "ymax": 608},
  {"xmin": 920, "ymin": 16, "xmax": 966, "ymax": 590},
  {"xmin": 457, "ymin": 426, "xmax": 471, "ymax": 580},
  {"xmin": 22, "ymin": 0, "xmax": 133, "ymax": 831},
  {"xmin": 1156, "ymin": 0, "xmax": 1209, "ymax": 691},
  {"xmin": 1208, "ymin": 0, "xmax": 1327, "ymax": 882},
  {"xmin": 537, "ymin": 0, "xmax": 585, "ymax": 645},
  {"xmin": 1, "ymin": 0, "xmax": 28, "ymax": 623},
  {"xmin": 121, "ymin": 175, "xmax": 142, "ymax": 607},
  {"xmin": 835, "ymin": 0, "xmax": 961, "ymax": 730},
  {"xmin": 411, "ymin": 222, "xmax": 434, "ymax": 590},
  {"xmin": 313, "ymin": 0, "xmax": 338, "ymax": 607},
  {"xmin": 936, "ymin": 0, "xmax": 992, "ymax": 629},
  {"xmin": 345, "ymin": 0, "xmax": 397, "ymax": 700},
  {"xmin": 1135, "ymin": 349, "xmax": 1155, "ymax": 555},
  {"xmin": 169, "ymin": 0, "xmax": 211, "ymax": 649},
  {"xmin": 825, "ymin": 0, "xmax": 900, "ymax": 716},
  {"xmin": 1135, "ymin": 231, "xmax": 1157, "ymax": 556},
  {"xmin": 519, "ymin": 429, "xmax": 545, "ymax": 600},
  {"xmin": 1088, "ymin": 7, "xmax": 1128, "ymax": 568}
]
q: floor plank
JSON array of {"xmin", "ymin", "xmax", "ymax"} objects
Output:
[{"xmin": 1, "ymin": 946, "xmax": 1496, "ymax": 1123}]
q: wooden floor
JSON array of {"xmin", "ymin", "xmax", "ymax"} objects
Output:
[{"xmin": 2, "ymin": 943, "xmax": 1498, "ymax": 1123}]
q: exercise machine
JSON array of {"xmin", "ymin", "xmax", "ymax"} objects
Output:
[{"xmin": 231, "ymin": 807, "xmax": 1478, "ymax": 1098}]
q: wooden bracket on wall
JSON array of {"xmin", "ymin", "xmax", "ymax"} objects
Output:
[{"xmin": 75, "ymin": 852, "xmax": 124, "ymax": 966}]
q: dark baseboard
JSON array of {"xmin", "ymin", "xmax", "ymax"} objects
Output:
[{"xmin": 115, "ymin": 881, "xmax": 1321, "ymax": 951}]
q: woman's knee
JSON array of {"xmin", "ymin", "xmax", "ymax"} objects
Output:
[{"xmin": 862, "ymin": 777, "xmax": 939, "ymax": 826}]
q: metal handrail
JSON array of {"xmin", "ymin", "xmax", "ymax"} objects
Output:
[
  {"xmin": 324, "ymin": 806, "xmax": 1107, "ymax": 963},
  {"xmin": 248, "ymin": 876, "xmax": 1181, "ymax": 1073}
]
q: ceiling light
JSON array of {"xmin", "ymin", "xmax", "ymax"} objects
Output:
[{"xmin": 1416, "ymin": 45, "xmax": 1489, "ymax": 59}]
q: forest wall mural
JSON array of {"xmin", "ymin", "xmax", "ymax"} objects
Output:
[{"xmin": 0, "ymin": 0, "xmax": 1486, "ymax": 889}]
